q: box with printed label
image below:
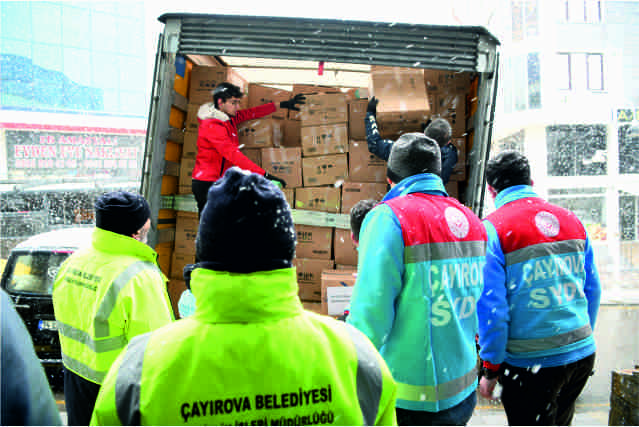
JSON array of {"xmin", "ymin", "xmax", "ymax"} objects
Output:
[
  {"xmin": 188, "ymin": 65, "xmax": 229, "ymax": 105},
  {"xmin": 179, "ymin": 157, "xmax": 196, "ymax": 189},
  {"xmin": 300, "ymin": 124, "xmax": 348, "ymax": 157},
  {"xmin": 174, "ymin": 211, "xmax": 198, "ymax": 255},
  {"xmin": 155, "ymin": 242, "xmax": 173, "ymax": 276},
  {"xmin": 369, "ymin": 66, "xmax": 430, "ymax": 123},
  {"xmin": 290, "ymin": 93, "xmax": 348, "ymax": 127},
  {"xmin": 302, "ymin": 154, "xmax": 348, "ymax": 187},
  {"xmin": 282, "ymin": 188, "xmax": 294, "ymax": 206},
  {"xmin": 321, "ymin": 270, "xmax": 357, "ymax": 316},
  {"xmin": 295, "ymin": 225, "xmax": 333, "ymax": 260},
  {"xmin": 340, "ymin": 182, "xmax": 387, "ymax": 214},
  {"xmin": 333, "ymin": 228, "xmax": 358, "ymax": 266},
  {"xmin": 170, "ymin": 251, "xmax": 195, "ymax": 280},
  {"xmin": 261, "ymin": 147, "xmax": 303, "ymax": 188},
  {"xmin": 185, "ymin": 104, "xmax": 201, "ymax": 132},
  {"xmin": 294, "ymin": 187, "xmax": 341, "ymax": 213},
  {"xmin": 248, "ymin": 83, "xmax": 291, "ymax": 119},
  {"xmin": 293, "ymin": 85, "xmax": 339, "ymax": 95},
  {"xmin": 348, "ymin": 140, "xmax": 387, "ymax": 183},
  {"xmin": 238, "ymin": 117, "xmax": 282, "ymax": 148},
  {"xmin": 431, "ymin": 93, "xmax": 467, "ymax": 137},
  {"xmin": 240, "ymin": 148, "xmax": 262, "ymax": 167},
  {"xmin": 348, "ymin": 99, "xmax": 368, "ymax": 140},
  {"xmin": 423, "ymin": 69, "xmax": 471, "ymax": 94},
  {"xmin": 182, "ymin": 131, "xmax": 198, "ymax": 159},
  {"xmin": 294, "ymin": 258, "xmax": 335, "ymax": 302},
  {"xmin": 377, "ymin": 112, "xmax": 428, "ymax": 140},
  {"xmin": 282, "ymin": 119, "xmax": 301, "ymax": 147}
]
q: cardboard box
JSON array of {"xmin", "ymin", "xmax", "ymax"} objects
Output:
[
  {"xmin": 377, "ymin": 112, "xmax": 428, "ymax": 140},
  {"xmin": 302, "ymin": 301, "xmax": 322, "ymax": 315},
  {"xmin": 333, "ymin": 228, "xmax": 358, "ymax": 266},
  {"xmin": 282, "ymin": 119, "xmax": 301, "ymax": 147},
  {"xmin": 167, "ymin": 279, "xmax": 187, "ymax": 319},
  {"xmin": 293, "ymin": 85, "xmax": 339, "ymax": 95},
  {"xmin": 369, "ymin": 66, "xmax": 430, "ymax": 122},
  {"xmin": 188, "ymin": 65, "xmax": 229, "ymax": 105},
  {"xmin": 179, "ymin": 157, "xmax": 196, "ymax": 188},
  {"xmin": 294, "ymin": 187, "xmax": 341, "ymax": 213},
  {"xmin": 261, "ymin": 147, "xmax": 303, "ymax": 188},
  {"xmin": 291, "ymin": 93, "xmax": 348, "ymax": 127},
  {"xmin": 336, "ymin": 265, "xmax": 358, "ymax": 272},
  {"xmin": 300, "ymin": 124, "xmax": 348, "ymax": 157},
  {"xmin": 302, "ymin": 154, "xmax": 348, "ymax": 187},
  {"xmin": 170, "ymin": 251, "xmax": 195, "ymax": 280},
  {"xmin": 238, "ymin": 117, "xmax": 282, "ymax": 148},
  {"xmin": 432, "ymin": 93, "xmax": 467, "ymax": 137},
  {"xmin": 445, "ymin": 180, "xmax": 459, "ymax": 199},
  {"xmin": 423, "ymin": 69, "xmax": 471, "ymax": 94},
  {"xmin": 155, "ymin": 241, "xmax": 173, "ymax": 276},
  {"xmin": 296, "ymin": 225, "xmax": 333, "ymax": 260},
  {"xmin": 340, "ymin": 182, "xmax": 387, "ymax": 214},
  {"xmin": 282, "ymin": 188, "xmax": 295, "ymax": 206},
  {"xmin": 248, "ymin": 83, "xmax": 291, "ymax": 119},
  {"xmin": 182, "ymin": 131, "xmax": 198, "ymax": 159},
  {"xmin": 240, "ymin": 148, "xmax": 262, "ymax": 167},
  {"xmin": 348, "ymin": 140, "xmax": 387, "ymax": 183},
  {"xmin": 294, "ymin": 258, "xmax": 334, "ymax": 302},
  {"xmin": 348, "ymin": 99, "xmax": 368, "ymax": 140},
  {"xmin": 174, "ymin": 211, "xmax": 198, "ymax": 255},
  {"xmin": 185, "ymin": 103, "xmax": 200, "ymax": 132},
  {"xmin": 321, "ymin": 270, "xmax": 357, "ymax": 316}
]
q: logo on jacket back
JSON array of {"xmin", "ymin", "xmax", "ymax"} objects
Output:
[
  {"xmin": 535, "ymin": 211, "xmax": 560, "ymax": 237},
  {"xmin": 445, "ymin": 207, "xmax": 469, "ymax": 238}
]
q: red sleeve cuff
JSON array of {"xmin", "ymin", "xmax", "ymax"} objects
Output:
[{"xmin": 483, "ymin": 360, "xmax": 501, "ymax": 371}]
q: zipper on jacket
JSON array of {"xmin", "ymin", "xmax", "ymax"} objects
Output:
[{"xmin": 219, "ymin": 158, "xmax": 226, "ymax": 178}]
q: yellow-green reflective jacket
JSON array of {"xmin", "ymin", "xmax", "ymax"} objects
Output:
[
  {"xmin": 52, "ymin": 228, "xmax": 174, "ymax": 385},
  {"xmin": 90, "ymin": 267, "xmax": 398, "ymax": 426}
]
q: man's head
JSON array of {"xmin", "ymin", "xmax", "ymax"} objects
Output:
[
  {"xmin": 424, "ymin": 118, "xmax": 452, "ymax": 147},
  {"xmin": 486, "ymin": 150, "xmax": 532, "ymax": 194},
  {"xmin": 213, "ymin": 82, "xmax": 243, "ymax": 117},
  {"xmin": 196, "ymin": 167, "xmax": 296, "ymax": 273},
  {"xmin": 387, "ymin": 133, "xmax": 442, "ymax": 184},
  {"xmin": 94, "ymin": 191, "xmax": 151, "ymax": 242},
  {"xmin": 349, "ymin": 199, "xmax": 378, "ymax": 245}
]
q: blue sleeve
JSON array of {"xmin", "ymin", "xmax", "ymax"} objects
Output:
[
  {"xmin": 477, "ymin": 220, "xmax": 510, "ymax": 365},
  {"xmin": 583, "ymin": 233, "xmax": 601, "ymax": 329},
  {"xmin": 346, "ymin": 204, "xmax": 404, "ymax": 349},
  {"xmin": 365, "ymin": 112, "xmax": 393, "ymax": 161},
  {"xmin": 1, "ymin": 290, "xmax": 62, "ymax": 426},
  {"xmin": 440, "ymin": 144, "xmax": 459, "ymax": 184}
]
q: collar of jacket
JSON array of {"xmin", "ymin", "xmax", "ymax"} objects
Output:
[
  {"xmin": 494, "ymin": 185, "xmax": 538, "ymax": 209},
  {"xmin": 382, "ymin": 173, "xmax": 447, "ymax": 202},
  {"xmin": 197, "ymin": 102, "xmax": 229, "ymax": 121},
  {"xmin": 91, "ymin": 227, "xmax": 158, "ymax": 264},
  {"xmin": 189, "ymin": 267, "xmax": 303, "ymax": 323}
]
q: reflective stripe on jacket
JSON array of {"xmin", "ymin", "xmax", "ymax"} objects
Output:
[
  {"xmin": 347, "ymin": 173, "xmax": 487, "ymax": 413},
  {"xmin": 192, "ymin": 103, "xmax": 275, "ymax": 182},
  {"xmin": 90, "ymin": 268, "xmax": 398, "ymax": 426},
  {"xmin": 52, "ymin": 228, "xmax": 174, "ymax": 384},
  {"xmin": 478, "ymin": 185, "xmax": 601, "ymax": 369}
]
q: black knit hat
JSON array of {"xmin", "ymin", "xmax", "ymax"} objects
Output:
[
  {"xmin": 387, "ymin": 133, "xmax": 442, "ymax": 183},
  {"xmin": 486, "ymin": 150, "xmax": 531, "ymax": 193},
  {"xmin": 196, "ymin": 167, "xmax": 296, "ymax": 273},
  {"xmin": 95, "ymin": 191, "xmax": 151, "ymax": 236}
]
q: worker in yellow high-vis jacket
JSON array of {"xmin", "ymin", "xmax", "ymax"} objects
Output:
[
  {"xmin": 90, "ymin": 168, "xmax": 397, "ymax": 426},
  {"xmin": 52, "ymin": 191, "xmax": 174, "ymax": 426}
]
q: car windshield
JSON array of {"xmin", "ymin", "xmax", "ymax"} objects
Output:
[{"xmin": 5, "ymin": 250, "xmax": 72, "ymax": 295}]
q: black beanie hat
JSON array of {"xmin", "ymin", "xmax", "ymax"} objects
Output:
[
  {"xmin": 95, "ymin": 191, "xmax": 151, "ymax": 236},
  {"xmin": 387, "ymin": 132, "xmax": 442, "ymax": 183},
  {"xmin": 196, "ymin": 167, "xmax": 296, "ymax": 273}
]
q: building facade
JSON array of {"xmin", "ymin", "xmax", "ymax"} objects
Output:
[{"xmin": 490, "ymin": 0, "xmax": 639, "ymax": 290}]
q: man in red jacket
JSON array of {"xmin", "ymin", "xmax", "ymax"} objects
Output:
[{"xmin": 191, "ymin": 82, "xmax": 305, "ymax": 216}]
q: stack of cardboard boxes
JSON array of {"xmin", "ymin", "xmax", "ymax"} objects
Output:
[{"xmin": 160, "ymin": 55, "xmax": 476, "ymax": 319}]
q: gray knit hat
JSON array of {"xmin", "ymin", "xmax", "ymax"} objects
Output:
[{"xmin": 387, "ymin": 133, "xmax": 442, "ymax": 183}]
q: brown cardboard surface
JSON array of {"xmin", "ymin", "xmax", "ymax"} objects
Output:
[
  {"xmin": 321, "ymin": 270, "xmax": 357, "ymax": 315},
  {"xmin": 302, "ymin": 301, "xmax": 322, "ymax": 315},
  {"xmin": 294, "ymin": 187, "xmax": 341, "ymax": 213},
  {"xmin": 167, "ymin": 279, "xmax": 187, "ymax": 319},
  {"xmin": 293, "ymin": 85, "xmax": 339, "ymax": 95},
  {"xmin": 302, "ymin": 154, "xmax": 348, "ymax": 187},
  {"xmin": 294, "ymin": 258, "xmax": 335, "ymax": 302},
  {"xmin": 174, "ymin": 212, "xmax": 198, "ymax": 255},
  {"xmin": 290, "ymin": 93, "xmax": 348, "ymax": 127},
  {"xmin": 282, "ymin": 188, "xmax": 295, "ymax": 206},
  {"xmin": 432, "ymin": 92, "xmax": 467, "ymax": 137},
  {"xmin": 423, "ymin": 69, "xmax": 472, "ymax": 94},
  {"xmin": 300, "ymin": 124, "xmax": 348, "ymax": 157},
  {"xmin": 170, "ymin": 251, "xmax": 195, "ymax": 280},
  {"xmin": 261, "ymin": 147, "xmax": 303, "ymax": 188},
  {"xmin": 179, "ymin": 157, "xmax": 196, "ymax": 188},
  {"xmin": 377, "ymin": 111, "xmax": 428, "ymax": 140},
  {"xmin": 340, "ymin": 182, "xmax": 387, "ymax": 214},
  {"xmin": 369, "ymin": 66, "xmax": 430, "ymax": 114},
  {"xmin": 333, "ymin": 228, "xmax": 358, "ymax": 266},
  {"xmin": 282, "ymin": 119, "xmax": 301, "ymax": 147},
  {"xmin": 238, "ymin": 117, "xmax": 282, "ymax": 148},
  {"xmin": 449, "ymin": 137, "xmax": 467, "ymax": 181},
  {"xmin": 182, "ymin": 131, "xmax": 198, "ymax": 159},
  {"xmin": 296, "ymin": 225, "xmax": 333, "ymax": 260},
  {"xmin": 185, "ymin": 103, "xmax": 201, "ymax": 132},
  {"xmin": 155, "ymin": 242, "xmax": 173, "ymax": 277},
  {"xmin": 188, "ymin": 65, "xmax": 229, "ymax": 105},
  {"xmin": 348, "ymin": 99, "xmax": 368, "ymax": 140},
  {"xmin": 445, "ymin": 180, "xmax": 459, "ymax": 199},
  {"xmin": 248, "ymin": 83, "xmax": 291, "ymax": 119},
  {"xmin": 348, "ymin": 140, "xmax": 387, "ymax": 183},
  {"xmin": 240, "ymin": 148, "xmax": 261, "ymax": 168}
]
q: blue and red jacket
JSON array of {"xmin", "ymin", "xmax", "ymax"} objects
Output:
[
  {"xmin": 192, "ymin": 102, "xmax": 276, "ymax": 182},
  {"xmin": 478, "ymin": 185, "xmax": 601, "ymax": 369},
  {"xmin": 347, "ymin": 173, "xmax": 487, "ymax": 412}
]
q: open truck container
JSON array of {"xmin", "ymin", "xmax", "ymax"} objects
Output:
[{"xmin": 142, "ymin": 13, "xmax": 500, "ymax": 316}]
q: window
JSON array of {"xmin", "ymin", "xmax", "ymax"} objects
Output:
[
  {"xmin": 527, "ymin": 53, "xmax": 541, "ymax": 108},
  {"xmin": 549, "ymin": 188, "xmax": 606, "ymax": 240},
  {"xmin": 496, "ymin": 130, "xmax": 526, "ymax": 153},
  {"xmin": 586, "ymin": 53, "xmax": 603, "ymax": 90},
  {"xmin": 619, "ymin": 125, "xmax": 639, "ymax": 174},
  {"xmin": 557, "ymin": 53, "xmax": 572, "ymax": 90},
  {"xmin": 546, "ymin": 125, "xmax": 607, "ymax": 176},
  {"xmin": 512, "ymin": 0, "xmax": 539, "ymax": 41},
  {"xmin": 563, "ymin": 0, "xmax": 602, "ymax": 23}
]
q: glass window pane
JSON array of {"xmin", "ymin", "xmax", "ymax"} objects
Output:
[
  {"xmin": 619, "ymin": 125, "xmax": 639, "ymax": 174},
  {"xmin": 92, "ymin": 52, "xmax": 119, "ymax": 89},
  {"xmin": 568, "ymin": 0, "xmax": 586, "ymax": 22},
  {"xmin": 587, "ymin": 54, "xmax": 603, "ymax": 90},
  {"xmin": 32, "ymin": 2, "xmax": 61, "ymax": 45},
  {"xmin": 576, "ymin": 124, "xmax": 606, "ymax": 175},
  {"xmin": 32, "ymin": 43, "xmax": 63, "ymax": 73},
  {"xmin": 62, "ymin": 5, "xmax": 90, "ymax": 49},
  {"xmin": 63, "ymin": 46, "xmax": 92, "ymax": 87},
  {"xmin": 547, "ymin": 125, "xmax": 576, "ymax": 176},
  {"xmin": 118, "ymin": 56, "xmax": 144, "ymax": 91},
  {"xmin": 513, "ymin": 55, "xmax": 527, "ymax": 111},
  {"xmin": 525, "ymin": 0, "xmax": 539, "ymax": 37},
  {"xmin": 556, "ymin": 53, "xmax": 571, "ymax": 89},
  {"xmin": 1, "ymin": 1, "xmax": 32, "ymax": 41},
  {"xmin": 585, "ymin": 0, "xmax": 601, "ymax": 23},
  {"xmin": 512, "ymin": 1, "xmax": 524, "ymax": 41},
  {"xmin": 91, "ymin": 11, "xmax": 117, "ymax": 52},
  {"xmin": 527, "ymin": 53, "xmax": 541, "ymax": 109}
]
